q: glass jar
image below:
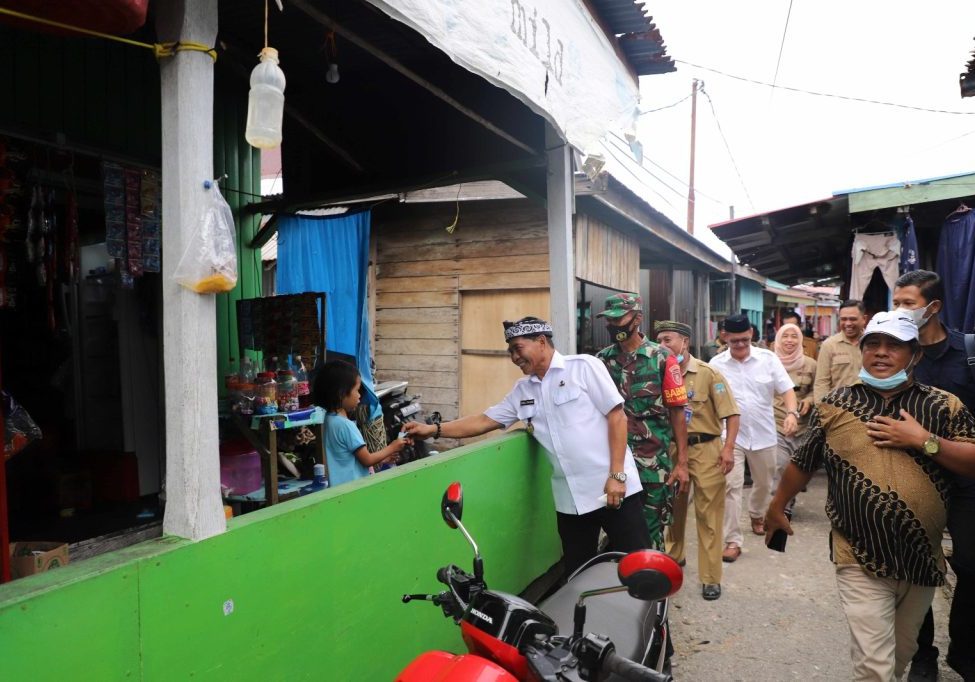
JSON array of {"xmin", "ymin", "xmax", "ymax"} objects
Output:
[
  {"xmin": 277, "ymin": 370, "xmax": 299, "ymax": 413},
  {"xmin": 255, "ymin": 372, "xmax": 278, "ymax": 415},
  {"xmin": 237, "ymin": 383, "xmax": 256, "ymax": 416}
]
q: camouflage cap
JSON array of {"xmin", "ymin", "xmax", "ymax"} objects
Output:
[{"xmin": 596, "ymin": 292, "xmax": 642, "ymax": 319}]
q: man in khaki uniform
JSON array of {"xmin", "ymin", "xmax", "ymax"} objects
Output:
[
  {"xmin": 813, "ymin": 299, "xmax": 867, "ymax": 401},
  {"xmin": 657, "ymin": 321, "xmax": 740, "ymax": 601}
]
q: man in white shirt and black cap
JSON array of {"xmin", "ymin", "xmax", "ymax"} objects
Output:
[
  {"xmin": 404, "ymin": 316, "xmax": 649, "ymax": 575},
  {"xmin": 709, "ymin": 313, "xmax": 798, "ymax": 563}
]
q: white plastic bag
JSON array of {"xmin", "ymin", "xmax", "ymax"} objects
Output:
[{"xmin": 173, "ymin": 183, "xmax": 238, "ymax": 293}]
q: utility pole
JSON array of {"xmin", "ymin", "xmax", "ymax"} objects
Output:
[{"xmin": 687, "ymin": 78, "xmax": 699, "ymax": 235}]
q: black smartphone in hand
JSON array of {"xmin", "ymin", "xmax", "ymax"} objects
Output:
[{"xmin": 766, "ymin": 529, "xmax": 788, "ymax": 552}]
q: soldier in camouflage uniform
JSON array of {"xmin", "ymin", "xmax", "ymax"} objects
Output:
[{"xmin": 597, "ymin": 293, "xmax": 689, "ymax": 549}]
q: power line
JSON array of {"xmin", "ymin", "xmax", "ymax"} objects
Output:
[
  {"xmin": 771, "ymin": 0, "xmax": 795, "ymax": 89},
  {"xmin": 675, "ymin": 59, "xmax": 975, "ymax": 116},
  {"xmin": 638, "ymin": 93, "xmax": 692, "ymax": 116},
  {"xmin": 604, "ymin": 137, "xmax": 686, "ymax": 199},
  {"xmin": 600, "ymin": 142, "xmax": 678, "ymax": 210},
  {"xmin": 606, "ymin": 132, "xmax": 729, "ymax": 206},
  {"xmin": 699, "ymin": 85, "xmax": 756, "ymax": 211}
]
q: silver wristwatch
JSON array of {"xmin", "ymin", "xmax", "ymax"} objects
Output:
[{"xmin": 609, "ymin": 472, "xmax": 627, "ymax": 483}]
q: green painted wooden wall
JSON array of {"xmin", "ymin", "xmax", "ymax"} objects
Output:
[
  {"xmin": 214, "ymin": 73, "xmax": 264, "ymax": 389},
  {"xmin": 0, "ymin": 434, "xmax": 561, "ymax": 680}
]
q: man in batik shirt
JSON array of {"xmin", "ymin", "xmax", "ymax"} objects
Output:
[{"xmin": 597, "ymin": 293, "xmax": 689, "ymax": 549}]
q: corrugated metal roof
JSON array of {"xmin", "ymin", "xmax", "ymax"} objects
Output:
[{"xmin": 588, "ymin": 0, "xmax": 676, "ymax": 76}]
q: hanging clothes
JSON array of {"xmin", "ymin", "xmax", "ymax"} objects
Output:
[
  {"xmin": 899, "ymin": 216, "xmax": 919, "ymax": 274},
  {"xmin": 275, "ymin": 210, "xmax": 382, "ymax": 419},
  {"xmin": 849, "ymin": 232, "xmax": 901, "ymax": 300},
  {"xmin": 936, "ymin": 209, "xmax": 975, "ymax": 333}
]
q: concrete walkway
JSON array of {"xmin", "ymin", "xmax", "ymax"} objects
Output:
[{"xmin": 669, "ymin": 473, "xmax": 961, "ymax": 681}]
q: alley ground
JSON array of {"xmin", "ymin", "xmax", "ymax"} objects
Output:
[{"xmin": 669, "ymin": 473, "xmax": 961, "ymax": 681}]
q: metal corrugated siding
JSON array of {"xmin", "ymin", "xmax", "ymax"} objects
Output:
[
  {"xmin": 587, "ymin": 0, "xmax": 676, "ymax": 75},
  {"xmin": 672, "ymin": 270, "xmax": 695, "ymax": 325}
]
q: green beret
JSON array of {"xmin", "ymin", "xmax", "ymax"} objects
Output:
[{"xmin": 654, "ymin": 320, "xmax": 692, "ymax": 338}]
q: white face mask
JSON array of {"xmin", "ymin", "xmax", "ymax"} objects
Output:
[{"xmin": 895, "ymin": 303, "xmax": 934, "ymax": 330}]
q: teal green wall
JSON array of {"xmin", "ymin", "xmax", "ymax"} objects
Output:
[
  {"xmin": 214, "ymin": 73, "xmax": 264, "ymax": 388},
  {"xmin": 0, "ymin": 434, "xmax": 560, "ymax": 680}
]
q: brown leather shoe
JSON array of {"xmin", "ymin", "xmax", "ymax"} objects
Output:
[
  {"xmin": 722, "ymin": 544, "xmax": 741, "ymax": 563},
  {"xmin": 751, "ymin": 517, "xmax": 765, "ymax": 535}
]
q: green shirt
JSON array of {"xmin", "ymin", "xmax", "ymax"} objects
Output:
[{"xmin": 597, "ymin": 336, "xmax": 687, "ymax": 469}]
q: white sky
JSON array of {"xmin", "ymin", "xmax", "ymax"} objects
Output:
[{"xmin": 604, "ymin": 1, "xmax": 975, "ymax": 260}]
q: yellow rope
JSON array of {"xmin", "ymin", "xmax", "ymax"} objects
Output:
[{"xmin": 0, "ymin": 7, "xmax": 217, "ymax": 62}]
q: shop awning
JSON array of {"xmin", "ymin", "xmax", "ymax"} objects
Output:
[
  {"xmin": 363, "ymin": 0, "xmax": 673, "ymax": 153},
  {"xmin": 766, "ymin": 288, "xmax": 816, "ymax": 305},
  {"xmin": 709, "ymin": 196, "xmax": 851, "ymax": 285}
]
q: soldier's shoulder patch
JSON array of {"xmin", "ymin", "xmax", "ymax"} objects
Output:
[{"xmin": 715, "ymin": 382, "xmax": 726, "ymax": 393}]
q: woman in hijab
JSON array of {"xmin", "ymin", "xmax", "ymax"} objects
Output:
[{"xmin": 771, "ymin": 323, "xmax": 818, "ymax": 512}]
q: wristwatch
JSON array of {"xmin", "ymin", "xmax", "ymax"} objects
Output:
[
  {"xmin": 787, "ymin": 410, "xmax": 801, "ymax": 419},
  {"xmin": 922, "ymin": 433, "xmax": 941, "ymax": 457},
  {"xmin": 609, "ymin": 472, "xmax": 627, "ymax": 483}
]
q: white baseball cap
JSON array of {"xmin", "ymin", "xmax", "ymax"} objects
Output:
[{"xmin": 860, "ymin": 310, "xmax": 919, "ymax": 346}]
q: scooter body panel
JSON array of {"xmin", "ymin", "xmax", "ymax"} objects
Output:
[{"xmin": 396, "ymin": 650, "xmax": 518, "ymax": 682}]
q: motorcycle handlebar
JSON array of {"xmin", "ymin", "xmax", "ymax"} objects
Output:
[{"xmin": 602, "ymin": 651, "xmax": 672, "ymax": 682}]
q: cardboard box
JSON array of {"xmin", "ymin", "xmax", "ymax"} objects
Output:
[{"xmin": 9, "ymin": 541, "xmax": 70, "ymax": 579}]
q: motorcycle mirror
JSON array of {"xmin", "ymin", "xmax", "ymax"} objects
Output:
[
  {"xmin": 441, "ymin": 481, "xmax": 463, "ymax": 528},
  {"xmin": 617, "ymin": 550, "xmax": 684, "ymax": 601}
]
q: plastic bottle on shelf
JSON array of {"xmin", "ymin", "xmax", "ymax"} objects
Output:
[
  {"xmin": 240, "ymin": 357, "xmax": 256, "ymax": 384},
  {"xmin": 301, "ymin": 463, "xmax": 328, "ymax": 495},
  {"xmin": 277, "ymin": 370, "xmax": 299, "ymax": 413},
  {"xmin": 245, "ymin": 47, "xmax": 286, "ymax": 149},
  {"xmin": 255, "ymin": 372, "xmax": 278, "ymax": 415},
  {"xmin": 294, "ymin": 355, "xmax": 311, "ymax": 408}
]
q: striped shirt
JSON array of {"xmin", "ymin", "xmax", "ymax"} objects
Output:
[{"xmin": 793, "ymin": 381, "xmax": 975, "ymax": 586}]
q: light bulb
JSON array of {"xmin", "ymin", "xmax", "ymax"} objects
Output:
[{"xmin": 326, "ymin": 63, "xmax": 340, "ymax": 84}]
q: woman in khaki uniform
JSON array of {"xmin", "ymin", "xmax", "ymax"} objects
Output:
[
  {"xmin": 657, "ymin": 321, "xmax": 740, "ymax": 601},
  {"xmin": 771, "ymin": 323, "xmax": 817, "ymax": 511}
]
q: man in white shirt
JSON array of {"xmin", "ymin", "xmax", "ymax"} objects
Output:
[
  {"xmin": 709, "ymin": 314, "xmax": 798, "ymax": 562},
  {"xmin": 404, "ymin": 316, "xmax": 649, "ymax": 575}
]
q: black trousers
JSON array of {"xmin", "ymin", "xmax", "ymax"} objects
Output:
[
  {"xmin": 914, "ymin": 493, "xmax": 975, "ymax": 678},
  {"xmin": 556, "ymin": 491, "xmax": 650, "ymax": 578}
]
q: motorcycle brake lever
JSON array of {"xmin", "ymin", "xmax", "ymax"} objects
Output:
[{"xmin": 401, "ymin": 593, "xmax": 434, "ymax": 603}]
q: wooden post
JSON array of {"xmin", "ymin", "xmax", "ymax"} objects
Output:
[
  {"xmin": 157, "ymin": 0, "xmax": 225, "ymax": 540},
  {"xmin": 546, "ymin": 123, "xmax": 576, "ymax": 354}
]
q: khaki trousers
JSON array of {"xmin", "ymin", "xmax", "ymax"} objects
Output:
[
  {"xmin": 835, "ymin": 564, "xmax": 935, "ymax": 681},
  {"xmin": 723, "ymin": 444, "xmax": 777, "ymax": 548},
  {"xmin": 666, "ymin": 438, "xmax": 726, "ymax": 585}
]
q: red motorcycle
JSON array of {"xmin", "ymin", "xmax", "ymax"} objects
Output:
[{"xmin": 397, "ymin": 482, "xmax": 683, "ymax": 681}]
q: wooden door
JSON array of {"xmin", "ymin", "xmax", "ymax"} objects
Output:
[{"xmin": 460, "ymin": 290, "xmax": 551, "ymax": 421}]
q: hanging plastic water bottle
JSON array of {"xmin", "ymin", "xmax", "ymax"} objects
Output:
[{"xmin": 245, "ymin": 47, "xmax": 286, "ymax": 149}]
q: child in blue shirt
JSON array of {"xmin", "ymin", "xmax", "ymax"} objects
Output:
[{"xmin": 313, "ymin": 360, "xmax": 408, "ymax": 487}]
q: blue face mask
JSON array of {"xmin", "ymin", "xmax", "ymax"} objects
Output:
[{"xmin": 858, "ymin": 367, "xmax": 908, "ymax": 390}]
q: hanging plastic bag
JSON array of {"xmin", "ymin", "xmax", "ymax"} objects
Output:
[
  {"xmin": 3, "ymin": 389, "xmax": 42, "ymax": 461},
  {"xmin": 172, "ymin": 183, "xmax": 238, "ymax": 294}
]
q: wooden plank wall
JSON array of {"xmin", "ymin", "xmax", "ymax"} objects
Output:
[
  {"xmin": 574, "ymin": 214, "xmax": 640, "ymax": 293},
  {"xmin": 372, "ymin": 201, "xmax": 550, "ymax": 423}
]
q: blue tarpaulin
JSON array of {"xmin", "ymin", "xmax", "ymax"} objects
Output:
[{"xmin": 275, "ymin": 211, "xmax": 381, "ymax": 417}]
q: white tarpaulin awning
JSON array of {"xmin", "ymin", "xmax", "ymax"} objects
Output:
[{"xmin": 364, "ymin": 0, "xmax": 641, "ymax": 153}]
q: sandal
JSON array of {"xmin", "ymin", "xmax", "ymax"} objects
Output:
[
  {"xmin": 751, "ymin": 517, "xmax": 765, "ymax": 535},
  {"xmin": 722, "ymin": 544, "xmax": 741, "ymax": 563}
]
